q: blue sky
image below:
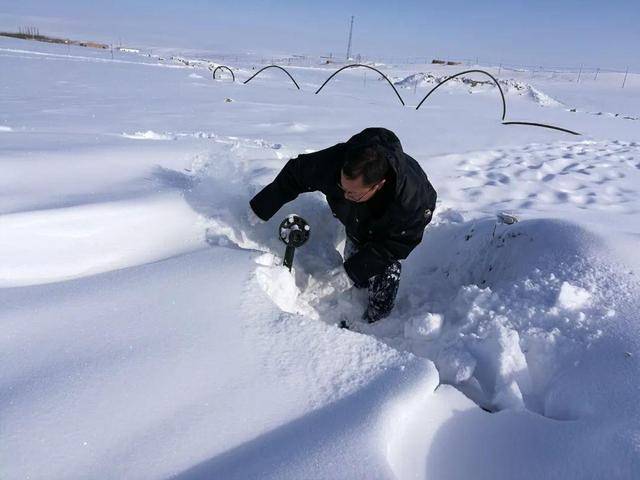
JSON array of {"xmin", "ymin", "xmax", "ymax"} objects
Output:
[{"xmin": 1, "ymin": 0, "xmax": 638, "ymax": 70}]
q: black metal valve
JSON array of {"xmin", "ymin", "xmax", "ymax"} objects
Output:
[{"xmin": 278, "ymin": 215, "xmax": 310, "ymax": 271}]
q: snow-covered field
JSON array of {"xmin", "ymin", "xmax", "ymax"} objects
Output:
[{"xmin": 2, "ymin": 37, "xmax": 640, "ymax": 479}]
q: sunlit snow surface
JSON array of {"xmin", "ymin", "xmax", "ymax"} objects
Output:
[{"xmin": 2, "ymin": 37, "xmax": 640, "ymax": 479}]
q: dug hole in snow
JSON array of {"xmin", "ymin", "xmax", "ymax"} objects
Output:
[{"xmin": 179, "ymin": 142, "xmax": 640, "ymax": 475}]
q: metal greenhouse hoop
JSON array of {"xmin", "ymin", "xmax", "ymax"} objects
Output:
[
  {"xmin": 212, "ymin": 66, "xmax": 235, "ymax": 82},
  {"xmin": 315, "ymin": 64, "xmax": 406, "ymax": 106},
  {"xmin": 243, "ymin": 65, "xmax": 301, "ymax": 89}
]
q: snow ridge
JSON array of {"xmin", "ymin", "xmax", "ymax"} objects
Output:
[{"xmin": 393, "ymin": 73, "xmax": 562, "ymax": 107}]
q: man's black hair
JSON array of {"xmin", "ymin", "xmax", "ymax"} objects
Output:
[{"xmin": 342, "ymin": 143, "xmax": 390, "ymax": 185}]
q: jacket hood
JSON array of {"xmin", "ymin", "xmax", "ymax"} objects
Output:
[{"xmin": 345, "ymin": 127, "xmax": 409, "ymax": 197}]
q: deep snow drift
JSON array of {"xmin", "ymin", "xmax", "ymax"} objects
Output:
[{"xmin": 2, "ymin": 36, "xmax": 640, "ymax": 479}]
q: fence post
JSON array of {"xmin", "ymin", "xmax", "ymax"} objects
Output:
[
  {"xmin": 622, "ymin": 67, "xmax": 629, "ymax": 88},
  {"xmin": 498, "ymin": 63, "xmax": 502, "ymax": 76},
  {"xmin": 594, "ymin": 68, "xmax": 599, "ymax": 81},
  {"xmin": 577, "ymin": 64, "xmax": 582, "ymax": 83}
]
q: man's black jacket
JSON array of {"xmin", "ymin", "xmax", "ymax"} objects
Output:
[{"xmin": 250, "ymin": 127, "xmax": 437, "ymax": 286}]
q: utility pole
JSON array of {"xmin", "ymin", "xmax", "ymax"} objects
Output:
[
  {"xmin": 345, "ymin": 16, "xmax": 354, "ymax": 61},
  {"xmin": 577, "ymin": 64, "xmax": 583, "ymax": 83}
]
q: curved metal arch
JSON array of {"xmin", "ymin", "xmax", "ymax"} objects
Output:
[
  {"xmin": 415, "ymin": 69, "xmax": 506, "ymax": 120},
  {"xmin": 315, "ymin": 64, "xmax": 405, "ymax": 106},
  {"xmin": 212, "ymin": 65, "xmax": 235, "ymax": 82},
  {"xmin": 243, "ymin": 65, "xmax": 301, "ymax": 90},
  {"xmin": 502, "ymin": 121, "xmax": 581, "ymax": 136}
]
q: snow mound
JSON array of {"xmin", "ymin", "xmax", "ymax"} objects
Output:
[
  {"xmin": 393, "ymin": 73, "xmax": 562, "ymax": 106},
  {"xmin": 388, "ymin": 216, "xmax": 616, "ymax": 413},
  {"xmin": 0, "ymin": 193, "xmax": 204, "ymax": 287},
  {"xmin": 0, "ymin": 126, "xmax": 13, "ymax": 132},
  {"xmin": 404, "ymin": 313, "xmax": 443, "ymax": 340},
  {"xmin": 557, "ymin": 281, "xmax": 591, "ymax": 310},
  {"xmin": 119, "ymin": 130, "xmax": 287, "ymax": 154},
  {"xmin": 499, "ymin": 78, "xmax": 562, "ymax": 106},
  {"xmin": 393, "ymin": 72, "xmax": 441, "ymax": 89}
]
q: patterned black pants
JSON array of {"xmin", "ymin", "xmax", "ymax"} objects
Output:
[{"xmin": 345, "ymin": 238, "xmax": 402, "ymax": 322}]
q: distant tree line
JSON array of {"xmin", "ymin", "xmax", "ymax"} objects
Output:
[{"xmin": 0, "ymin": 28, "xmax": 109, "ymax": 49}]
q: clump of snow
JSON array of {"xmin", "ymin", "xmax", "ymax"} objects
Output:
[
  {"xmin": 393, "ymin": 72, "xmax": 441, "ymax": 89},
  {"xmin": 468, "ymin": 323, "xmax": 532, "ymax": 410},
  {"xmin": 404, "ymin": 313, "xmax": 443, "ymax": 340},
  {"xmin": 255, "ymin": 252, "xmax": 277, "ymax": 266},
  {"xmin": 437, "ymin": 347, "xmax": 477, "ymax": 383},
  {"xmin": 0, "ymin": 126, "xmax": 13, "ymax": 132},
  {"xmin": 255, "ymin": 264, "xmax": 300, "ymax": 313},
  {"xmin": 189, "ymin": 72, "xmax": 203, "ymax": 79},
  {"xmin": 433, "ymin": 207, "xmax": 465, "ymax": 225},
  {"xmin": 557, "ymin": 281, "xmax": 591, "ymax": 310}
]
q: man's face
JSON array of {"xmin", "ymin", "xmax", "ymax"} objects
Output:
[{"xmin": 339, "ymin": 172, "xmax": 385, "ymax": 203}]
